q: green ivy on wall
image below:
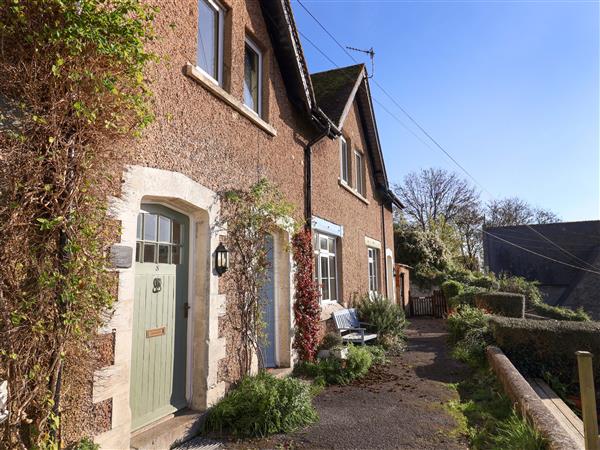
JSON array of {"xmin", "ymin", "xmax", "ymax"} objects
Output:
[{"xmin": 0, "ymin": 0, "xmax": 155, "ymax": 447}]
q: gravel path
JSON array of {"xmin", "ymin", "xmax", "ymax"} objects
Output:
[{"xmin": 223, "ymin": 318, "xmax": 470, "ymax": 450}]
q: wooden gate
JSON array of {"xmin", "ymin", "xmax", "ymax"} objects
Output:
[{"xmin": 409, "ymin": 290, "xmax": 448, "ymax": 318}]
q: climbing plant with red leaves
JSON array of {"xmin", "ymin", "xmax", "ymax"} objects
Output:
[{"xmin": 292, "ymin": 228, "xmax": 321, "ymax": 362}]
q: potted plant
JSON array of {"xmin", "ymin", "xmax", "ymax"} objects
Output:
[
  {"xmin": 317, "ymin": 332, "xmax": 343, "ymax": 359},
  {"xmin": 331, "ymin": 345, "xmax": 349, "ymax": 360}
]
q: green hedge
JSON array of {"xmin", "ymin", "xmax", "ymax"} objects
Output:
[
  {"xmin": 490, "ymin": 316, "xmax": 600, "ymax": 386},
  {"xmin": 448, "ymin": 286, "xmax": 485, "ymax": 310},
  {"xmin": 475, "ymin": 292, "xmax": 525, "ymax": 318},
  {"xmin": 530, "ymin": 302, "xmax": 590, "ymax": 322}
]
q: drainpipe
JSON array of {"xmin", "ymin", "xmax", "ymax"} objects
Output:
[
  {"xmin": 304, "ymin": 127, "xmax": 330, "ymax": 229},
  {"xmin": 304, "ymin": 108, "xmax": 339, "ymax": 230},
  {"xmin": 381, "ymin": 203, "xmax": 389, "ymax": 298}
]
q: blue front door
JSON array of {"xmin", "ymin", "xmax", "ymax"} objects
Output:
[{"xmin": 261, "ymin": 235, "xmax": 277, "ymax": 368}]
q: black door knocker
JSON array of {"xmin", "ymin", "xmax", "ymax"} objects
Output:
[{"xmin": 153, "ymin": 277, "xmax": 162, "ymax": 293}]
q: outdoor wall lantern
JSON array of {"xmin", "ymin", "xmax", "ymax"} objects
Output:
[{"xmin": 215, "ymin": 242, "xmax": 229, "ymax": 276}]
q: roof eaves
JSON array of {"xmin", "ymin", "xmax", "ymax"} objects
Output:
[
  {"xmin": 260, "ymin": 0, "xmax": 315, "ymax": 115},
  {"xmin": 355, "ymin": 76, "xmax": 400, "ymax": 208},
  {"xmin": 279, "ymin": 0, "xmax": 315, "ymax": 111}
]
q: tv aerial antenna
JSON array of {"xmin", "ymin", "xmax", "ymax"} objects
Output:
[{"xmin": 346, "ymin": 46, "xmax": 375, "ymax": 78}]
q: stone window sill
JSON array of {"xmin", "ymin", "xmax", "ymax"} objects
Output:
[
  {"xmin": 339, "ymin": 179, "xmax": 369, "ymax": 205},
  {"xmin": 184, "ymin": 63, "xmax": 277, "ymax": 137}
]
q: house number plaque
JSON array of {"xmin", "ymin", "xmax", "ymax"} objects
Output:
[
  {"xmin": 109, "ymin": 244, "xmax": 133, "ymax": 269},
  {"xmin": 146, "ymin": 326, "xmax": 166, "ymax": 338}
]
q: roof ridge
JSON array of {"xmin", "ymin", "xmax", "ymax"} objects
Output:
[
  {"xmin": 310, "ymin": 63, "xmax": 365, "ymax": 77},
  {"xmin": 487, "ymin": 220, "xmax": 600, "ymax": 231}
]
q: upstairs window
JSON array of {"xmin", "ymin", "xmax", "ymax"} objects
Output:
[
  {"xmin": 355, "ymin": 151, "xmax": 365, "ymax": 196},
  {"xmin": 244, "ymin": 38, "xmax": 262, "ymax": 116},
  {"xmin": 367, "ymin": 247, "xmax": 379, "ymax": 293},
  {"xmin": 340, "ymin": 137, "xmax": 349, "ymax": 184},
  {"xmin": 197, "ymin": 0, "xmax": 224, "ymax": 84}
]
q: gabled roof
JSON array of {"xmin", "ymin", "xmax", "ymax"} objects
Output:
[
  {"xmin": 311, "ymin": 64, "xmax": 364, "ymax": 126},
  {"xmin": 311, "ymin": 65, "xmax": 403, "ymax": 208},
  {"xmin": 259, "ymin": 2, "xmax": 401, "ymax": 208}
]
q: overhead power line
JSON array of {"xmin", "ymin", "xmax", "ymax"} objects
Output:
[{"xmin": 294, "ymin": 0, "xmax": 600, "ymax": 273}]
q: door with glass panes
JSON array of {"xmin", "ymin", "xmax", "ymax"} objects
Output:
[{"xmin": 130, "ymin": 204, "xmax": 189, "ymax": 430}]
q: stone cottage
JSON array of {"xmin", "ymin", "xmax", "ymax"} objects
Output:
[{"xmin": 88, "ymin": 1, "xmax": 401, "ymax": 447}]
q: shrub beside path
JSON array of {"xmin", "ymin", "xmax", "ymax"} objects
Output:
[{"xmin": 222, "ymin": 319, "xmax": 470, "ymax": 450}]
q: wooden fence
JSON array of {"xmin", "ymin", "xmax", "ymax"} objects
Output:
[{"xmin": 408, "ymin": 290, "xmax": 448, "ymax": 318}]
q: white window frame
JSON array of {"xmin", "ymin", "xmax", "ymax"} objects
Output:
[
  {"xmin": 368, "ymin": 247, "xmax": 379, "ymax": 294},
  {"xmin": 355, "ymin": 150, "xmax": 365, "ymax": 196},
  {"xmin": 340, "ymin": 137, "xmax": 349, "ymax": 184},
  {"xmin": 243, "ymin": 37, "xmax": 263, "ymax": 117},
  {"xmin": 314, "ymin": 232, "xmax": 339, "ymax": 304},
  {"xmin": 196, "ymin": 0, "xmax": 225, "ymax": 85}
]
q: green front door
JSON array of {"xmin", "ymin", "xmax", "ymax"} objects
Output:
[{"xmin": 130, "ymin": 204, "xmax": 189, "ymax": 430}]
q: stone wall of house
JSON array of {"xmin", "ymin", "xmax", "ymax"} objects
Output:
[
  {"xmin": 130, "ymin": 0, "xmax": 312, "ymax": 212},
  {"xmin": 312, "ymin": 100, "xmax": 395, "ymax": 306},
  {"xmin": 63, "ymin": 0, "xmax": 398, "ymax": 447},
  {"xmin": 81, "ymin": 1, "xmax": 316, "ymax": 447}
]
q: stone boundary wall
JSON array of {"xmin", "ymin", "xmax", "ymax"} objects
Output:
[{"xmin": 486, "ymin": 346, "xmax": 583, "ymax": 450}]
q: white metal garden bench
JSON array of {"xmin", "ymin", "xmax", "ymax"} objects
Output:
[{"xmin": 332, "ymin": 308, "xmax": 377, "ymax": 345}]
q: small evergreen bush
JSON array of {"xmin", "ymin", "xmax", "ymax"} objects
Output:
[
  {"xmin": 447, "ymin": 305, "xmax": 488, "ymax": 344},
  {"xmin": 365, "ymin": 345, "xmax": 388, "ymax": 365},
  {"xmin": 377, "ymin": 334, "xmax": 406, "ymax": 356},
  {"xmin": 295, "ymin": 345, "xmax": 373, "ymax": 385},
  {"xmin": 496, "ymin": 274, "xmax": 543, "ymax": 307},
  {"xmin": 319, "ymin": 332, "xmax": 342, "ymax": 350},
  {"xmin": 451, "ymin": 326, "xmax": 492, "ymax": 367},
  {"xmin": 356, "ymin": 293, "xmax": 407, "ymax": 344},
  {"xmin": 345, "ymin": 345, "xmax": 373, "ymax": 379},
  {"xmin": 470, "ymin": 273, "xmax": 499, "ymax": 290},
  {"xmin": 441, "ymin": 280, "xmax": 464, "ymax": 301},
  {"xmin": 203, "ymin": 372, "xmax": 318, "ymax": 438}
]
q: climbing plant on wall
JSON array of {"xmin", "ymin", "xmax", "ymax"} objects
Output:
[
  {"xmin": 220, "ymin": 179, "xmax": 295, "ymax": 377},
  {"xmin": 0, "ymin": 1, "xmax": 155, "ymax": 447},
  {"xmin": 292, "ymin": 228, "xmax": 321, "ymax": 362}
]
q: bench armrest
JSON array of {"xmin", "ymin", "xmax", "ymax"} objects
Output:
[{"xmin": 339, "ymin": 327, "xmax": 366, "ymax": 332}]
